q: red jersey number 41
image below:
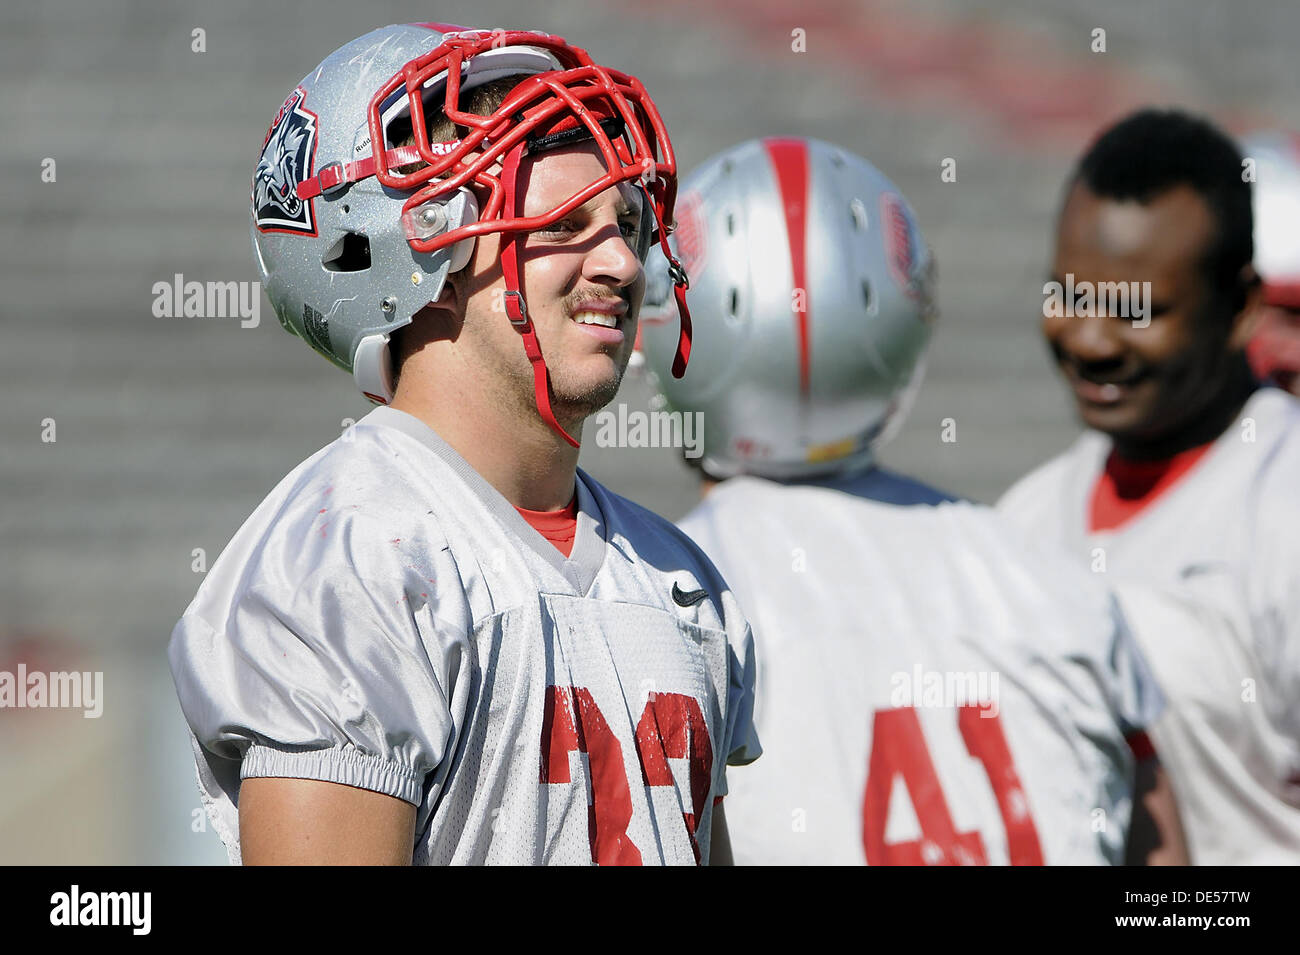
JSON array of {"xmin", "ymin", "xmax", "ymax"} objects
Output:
[{"xmin": 862, "ymin": 705, "xmax": 1044, "ymax": 865}]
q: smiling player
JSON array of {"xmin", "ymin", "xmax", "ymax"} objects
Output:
[
  {"xmin": 999, "ymin": 108, "xmax": 1300, "ymax": 863},
  {"xmin": 168, "ymin": 23, "xmax": 759, "ymax": 866}
]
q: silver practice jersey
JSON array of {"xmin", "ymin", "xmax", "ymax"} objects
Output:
[
  {"xmin": 682, "ymin": 472, "xmax": 1161, "ymax": 865},
  {"xmin": 170, "ymin": 407, "xmax": 760, "ymax": 865},
  {"xmin": 1000, "ymin": 387, "xmax": 1300, "ymax": 864}
]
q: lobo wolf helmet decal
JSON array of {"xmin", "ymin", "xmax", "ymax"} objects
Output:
[{"xmin": 252, "ymin": 86, "xmax": 320, "ymax": 236}]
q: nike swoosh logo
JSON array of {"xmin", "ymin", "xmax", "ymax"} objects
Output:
[
  {"xmin": 1179, "ymin": 561, "xmax": 1232, "ymax": 579},
  {"xmin": 672, "ymin": 582, "xmax": 709, "ymax": 607}
]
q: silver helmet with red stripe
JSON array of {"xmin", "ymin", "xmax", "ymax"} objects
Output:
[
  {"xmin": 1241, "ymin": 130, "xmax": 1300, "ymax": 392},
  {"xmin": 638, "ymin": 137, "xmax": 937, "ymax": 479},
  {"xmin": 250, "ymin": 23, "xmax": 691, "ymax": 438}
]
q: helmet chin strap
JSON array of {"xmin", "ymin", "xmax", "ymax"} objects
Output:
[
  {"xmin": 657, "ymin": 212, "xmax": 693, "ymax": 379},
  {"xmin": 499, "ymin": 140, "xmax": 583, "ymax": 449}
]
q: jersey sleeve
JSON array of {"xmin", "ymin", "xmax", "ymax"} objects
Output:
[
  {"xmin": 987, "ymin": 505, "xmax": 1165, "ymax": 741},
  {"xmin": 1273, "ymin": 565, "xmax": 1300, "ymax": 742},
  {"xmin": 1248, "ymin": 480, "xmax": 1300, "ymax": 742},
  {"xmin": 723, "ymin": 608, "xmax": 762, "ymax": 773},
  {"xmin": 1102, "ymin": 590, "xmax": 1167, "ymax": 738},
  {"xmin": 168, "ymin": 507, "xmax": 468, "ymax": 862}
]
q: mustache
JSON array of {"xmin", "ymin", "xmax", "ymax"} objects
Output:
[{"xmin": 565, "ymin": 290, "xmax": 632, "ymax": 314}]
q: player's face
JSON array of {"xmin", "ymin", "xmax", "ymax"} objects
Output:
[
  {"xmin": 1046, "ymin": 182, "xmax": 1243, "ymax": 448},
  {"xmin": 458, "ymin": 142, "xmax": 646, "ymax": 427}
]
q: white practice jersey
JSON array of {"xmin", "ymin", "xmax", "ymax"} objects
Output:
[
  {"xmin": 169, "ymin": 406, "xmax": 760, "ymax": 866},
  {"xmin": 679, "ymin": 468, "xmax": 1162, "ymax": 866},
  {"xmin": 999, "ymin": 386, "xmax": 1300, "ymax": 864}
]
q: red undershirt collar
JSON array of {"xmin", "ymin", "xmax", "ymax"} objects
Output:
[
  {"xmin": 513, "ymin": 494, "xmax": 579, "ymax": 558},
  {"xmin": 1088, "ymin": 440, "xmax": 1216, "ymax": 533}
]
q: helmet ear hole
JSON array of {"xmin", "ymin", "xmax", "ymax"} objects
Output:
[
  {"xmin": 849, "ymin": 198, "xmax": 868, "ymax": 231},
  {"xmin": 323, "ymin": 232, "xmax": 372, "ymax": 272}
]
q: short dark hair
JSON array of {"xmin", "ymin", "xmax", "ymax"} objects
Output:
[
  {"xmin": 1071, "ymin": 108, "xmax": 1253, "ymax": 311},
  {"xmin": 389, "ymin": 75, "xmax": 527, "ymax": 175}
]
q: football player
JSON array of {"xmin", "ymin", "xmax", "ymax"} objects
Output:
[
  {"xmin": 999, "ymin": 108, "xmax": 1300, "ymax": 864},
  {"xmin": 639, "ymin": 137, "xmax": 1186, "ymax": 864},
  {"xmin": 168, "ymin": 23, "xmax": 759, "ymax": 866}
]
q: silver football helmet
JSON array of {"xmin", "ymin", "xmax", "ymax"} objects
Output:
[
  {"xmin": 251, "ymin": 23, "xmax": 691, "ymax": 427},
  {"xmin": 639, "ymin": 137, "xmax": 937, "ymax": 479}
]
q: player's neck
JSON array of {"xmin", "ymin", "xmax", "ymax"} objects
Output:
[
  {"xmin": 1109, "ymin": 363, "xmax": 1258, "ymax": 462},
  {"xmin": 391, "ymin": 378, "xmax": 581, "ymax": 512}
]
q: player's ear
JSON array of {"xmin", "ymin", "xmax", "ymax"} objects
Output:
[
  {"xmin": 1228, "ymin": 264, "xmax": 1263, "ymax": 351},
  {"xmin": 391, "ymin": 287, "xmax": 465, "ymax": 396},
  {"xmin": 408, "ymin": 283, "xmax": 465, "ymax": 348}
]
